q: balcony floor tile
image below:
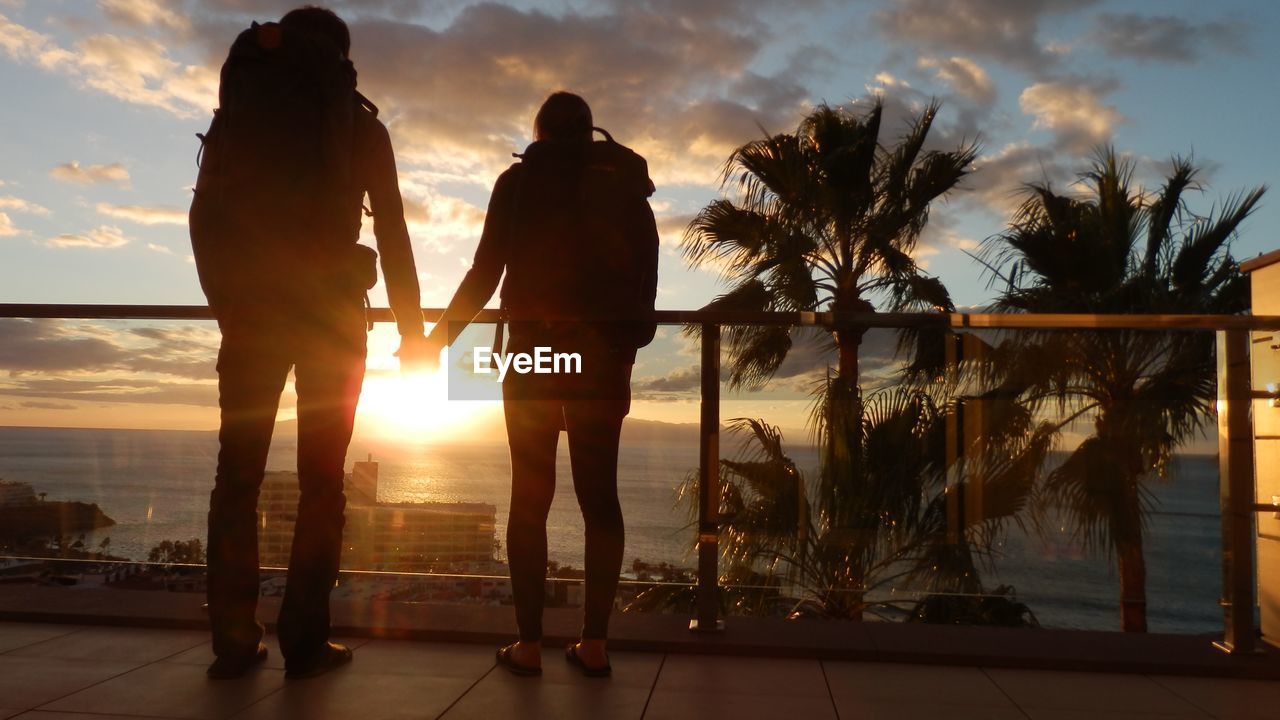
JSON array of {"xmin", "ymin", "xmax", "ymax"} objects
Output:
[
  {"xmin": 11, "ymin": 713, "xmax": 191, "ymax": 720},
  {"xmin": 823, "ymin": 661, "xmax": 1016, "ymax": 706},
  {"xmin": 0, "ymin": 656, "xmax": 142, "ymax": 710},
  {"xmin": 8, "ymin": 627, "xmax": 207, "ymax": 664},
  {"xmin": 986, "ymin": 668, "xmax": 1211, "ymax": 716},
  {"xmin": 335, "ymin": 638, "xmax": 497, "ymax": 679},
  {"xmin": 1148, "ymin": 674, "xmax": 1280, "ymax": 720},
  {"xmin": 39, "ymin": 661, "xmax": 285, "ymax": 720},
  {"xmin": 1021, "ymin": 711, "xmax": 1208, "ymax": 720},
  {"xmin": 439, "ymin": 670, "xmax": 652, "ymax": 720},
  {"xmin": 229, "ymin": 671, "xmax": 476, "ymax": 720},
  {"xmin": 653, "ymin": 654, "xmax": 829, "ymax": 697},
  {"xmin": 826, "ymin": 699, "xmax": 1026, "ymax": 720},
  {"xmin": 641, "ymin": 688, "xmax": 837, "ymax": 720},
  {"xmin": 0, "ymin": 623, "xmax": 85, "ymax": 654},
  {"xmin": 162, "ymin": 636, "xmax": 370, "ymax": 670}
]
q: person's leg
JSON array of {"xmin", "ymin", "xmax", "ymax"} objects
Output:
[
  {"xmin": 563, "ymin": 361, "xmax": 630, "ymax": 667},
  {"xmin": 207, "ymin": 326, "xmax": 290, "ymax": 662},
  {"xmin": 502, "ymin": 387, "xmax": 561, "ymax": 668},
  {"xmin": 277, "ymin": 310, "xmax": 366, "ymax": 663}
]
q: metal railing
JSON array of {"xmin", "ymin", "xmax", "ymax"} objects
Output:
[{"xmin": 3, "ymin": 303, "xmax": 1280, "ymax": 650}]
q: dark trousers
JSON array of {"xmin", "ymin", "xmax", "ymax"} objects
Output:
[
  {"xmin": 207, "ymin": 305, "xmax": 366, "ymax": 661},
  {"xmin": 502, "ymin": 357, "xmax": 630, "ymax": 642}
]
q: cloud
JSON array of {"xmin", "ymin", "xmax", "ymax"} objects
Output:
[
  {"xmin": 655, "ymin": 211, "xmax": 695, "ymax": 248},
  {"xmin": 96, "ymin": 202, "xmax": 187, "ymax": 225},
  {"xmin": 0, "ymin": 11, "xmax": 76, "ymax": 70},
  {"xmin": 0, "ymin": 319, "xmax": 219, "ymax": 380},
  {"xmin": 332, "ymin": 2, "xmax": 816, "ymax": 185},
  {"xmin": 99, "ymin": 0, "xmax": 191, "ymax": 34},
  {"xmin": 146, "ymin": 242, "xmax": 174, "ymax": 254},
  {"xmin": 875, "ymin": 0, "xmax": 1098, "ymax": 72},
  {"xmin": 74, "ymin": 33, "xmax": 216, "ymax": 117},
  {"xmin": 917, "ymin": 56, "xmax": 995, "ymax": 105},
  {"xmin": 0, "ymin": 13, "xmax": 215, "ymax": 118},
  {"xmin": 0, "ymin": 378, "xmax": 218, "ymax": 407},
  {"xmin": 46, "ymin": 225, "xmax": 130, "ymax": 249},
  {"xmin": 18, "ymin": 400, "xmax": 77, "ymax": 410},
  {"xmin": 49, "ymin": 161, "xmax": 131, "ymax": 185},
  {"xmin": 0, "ymin": 196, "xmax": 50, "ymax": 215},
  {"xmin": 0, "ymin": 212, "xmax": 21, "ymax": 237},
  {"xmin": 966, "ymin": 141, "xmax": 1072, "ymax": 216},
  {"xmin": 1090, "ymin": 13, "xmax": 1247, "ymax": 63},
  {"xmin": 1019, "ymin": 77, "xmax": 1122, "ymax": 153}
]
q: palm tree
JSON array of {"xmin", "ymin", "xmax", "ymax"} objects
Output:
[
  {"xmin": 682, "ymin": 97, "xmax": 977, "ymax": 388},
  {"xmin": 679, "ymin": 98, "xmax": 979, "ymax": 616},
  {"xmin": 641, "ymin": 394, "xmax": 1054, "ymax": 621},
  {"xmin": 982, "ymin": 147, "xmax": 1265, "ymax": 631}
]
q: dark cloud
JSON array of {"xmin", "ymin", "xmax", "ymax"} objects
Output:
[
  {"xmin": 0, "ymin": 319, "xmax": 217, "ymax": 380},
  {"xmin": 18, "ymin": 400, "xmax": 77, "ymax": 410},
  {"xmin": 875, "ymin": 0, "xmax": 1098, "ymax": 72},
  {"xmin": 1090, "ymin": 13, "xmax": 1247, "ymax": 63},
  {"xmin": 0, "ymin": 378, "xmax": 218, "ymax": 407},
  {"xmin": 0, "ymin": 319, "xmax": 127, "ymax": 372}
]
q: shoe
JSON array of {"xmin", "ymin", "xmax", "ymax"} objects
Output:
[
  {"xmin": 206, "ymin": 643, "xmax": 268, "ymax": 679},
  {"xmin": 284, "ymin": 642, "xmax": 353, "ymax": 680},
  {"xmin": 496, "ymin": 643, "xmax": 542, "ymax": 677},
  {"xmin": 565, "ymin": 643, "xmax": 611, "ymax": 678}
]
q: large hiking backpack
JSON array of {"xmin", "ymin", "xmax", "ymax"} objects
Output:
[
  {"xmin": 190, "ymin": 21, "xmax": 370, "ymax": 316},
  {"xmin": 498, "ymin": 128, "xmax": 659, "ymax": 358}
]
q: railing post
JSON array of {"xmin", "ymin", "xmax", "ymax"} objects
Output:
[
  {"xmin": 692, "ymin": 322, "xmax": 723, "ymax": 632},
  {"xmin": 1215, "ymin": 329, "xmax": 1257, "ymax": 654}
]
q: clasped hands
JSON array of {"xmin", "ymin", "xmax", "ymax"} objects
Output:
[{"xmin": 395, "ymin": 331, "xmax": 446, "ymax": 376}]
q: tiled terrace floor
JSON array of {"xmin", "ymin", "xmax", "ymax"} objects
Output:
[{"xmin": 1, "ymin": 623, "xmax": 1278, "ymax": 720}]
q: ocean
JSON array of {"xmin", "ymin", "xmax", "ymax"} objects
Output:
[{"xmin": 0, "ymin": 425, "xmax": 1224, "ymax": 634}]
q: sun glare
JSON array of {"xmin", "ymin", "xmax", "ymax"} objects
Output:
[{"xmin": 356, "ymin": 367, "xmax": 492, "ymax": 442}]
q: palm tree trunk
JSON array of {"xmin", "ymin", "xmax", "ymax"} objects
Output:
[
  {"xmin": 838, "ymin": 339, "xmax": 859, "ymax": 383},
  {"xmin": 1118, "ymin": 537, "xmax": 1148, "ymax": 632}
]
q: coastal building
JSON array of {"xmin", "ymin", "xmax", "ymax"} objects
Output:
[{"xmin": 257, "ymin": 459, "xmax": 499, "ymax": 574}]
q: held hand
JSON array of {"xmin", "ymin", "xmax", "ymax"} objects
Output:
[{"xmin": 395, "ymin": 333, "xmax": 443, "ymax": 376}]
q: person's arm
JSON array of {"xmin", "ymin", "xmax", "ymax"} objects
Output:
[
  {"xmin": 426, "ymin": 168, "xmax": 519, "ymax": 348},
  {"xmin": 364, "ymin": 118, "xmax": 424, "ymax": 339},
  {"xmin": 189, "ymin": 112, "xmax": 233, "ymax": 324}
]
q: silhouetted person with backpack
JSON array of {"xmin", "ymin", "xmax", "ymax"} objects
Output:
[
  {"xmin": 424, "ymin": 92, "xmax": 659, "ymax": 676},
  {"xmin": 190, "ymin": 6, "xmax": 429, "ymax": 679}
]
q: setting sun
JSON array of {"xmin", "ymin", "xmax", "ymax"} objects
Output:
[{"xmin": 356, "ymin": 366, "xmax": 497, "ymax": 442}]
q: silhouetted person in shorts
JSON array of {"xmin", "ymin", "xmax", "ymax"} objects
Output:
[
  {"xmin": 424, "ymin": 92, "xmax": 658, "ymax": 676},
  {"xmin": 190, "ymin": 6, "xmax": 428, "ymax": 679}
]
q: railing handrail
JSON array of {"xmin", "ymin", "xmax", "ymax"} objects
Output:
[
  {"xmin": 0, "ymin": 302, "xmax": 1269, "ymax": 646},
  {"xmin": 4, "ymin": 303, "xmax": 1280, "ymax": 331}
]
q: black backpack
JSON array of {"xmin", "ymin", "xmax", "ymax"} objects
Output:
[
  {"xmin": 190, "ymin": 21, "xmax": 372, "ymax": 314},
  {"xmin": 498, "ymin": 128, "xmax": 659, "ymax": 358}
]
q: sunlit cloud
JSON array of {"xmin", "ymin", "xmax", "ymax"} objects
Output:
[
  {"xmin": 1019, "ymin": 78, "xmax": 1123, "ymax": 153},
  {"xmin": 0, "ymin": 11, "xmax": 77, "ymax": 70},
  {"xmin": 0, "ymin": 196, "xmax": 50, "ymax": 215},
  {"xmin": 917, "ymin": 56, "xmax": 995, "ymax": 105},
  {"xmin": 46, "ymin": 225, "xmax": 130, "ymax": 249},
  {"xmin": 98, "ymin": 0, "xmax": 191, "ymax": 34},
  {"xmin": 0, "ymin": 212, "xmax": 22, "ymax": 238},
  {"xmin": 50, "ymin": 161, "xmax": 131, "ymax": 186},
  {"xmin": 96, "ymin": 202, "xmax": 187, "ymax": 225},
  {"xmin": 0, "ymin": 12, "xmax": 214, "ymax": 118}
]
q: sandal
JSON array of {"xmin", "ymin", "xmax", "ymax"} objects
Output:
[
  {"xmin": 496, "ymin": 643, "xmax": 542, "ymax": 676},
  {"xmin": 565, "ymin": 643, "xmax": 612, "ymax": 677}
]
